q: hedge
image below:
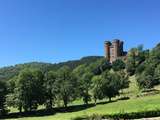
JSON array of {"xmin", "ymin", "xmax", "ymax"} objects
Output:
[{"xmin": 74, "ymin": 109, "xmax": 160, "ymax": 120}]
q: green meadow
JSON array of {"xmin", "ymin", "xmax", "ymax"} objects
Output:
[
  {"xmin": 7, "ymin": 94, "xmax": 160, "ymax": 120},
  {"xmin": 6, "ymin": 76, "xmax": 160, "ymax": 120}
]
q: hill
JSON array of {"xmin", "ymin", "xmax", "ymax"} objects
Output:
[{"xmin": 0, "ymin": 56, "xmax": 103, "ymax": 81}]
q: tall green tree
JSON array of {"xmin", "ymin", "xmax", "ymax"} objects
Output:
[
  {"xmin": 126, "ymin": 45, "xmax": 148, "ymax": 75},
  {"xmin": 14, "ymin": 69, "xmax": 45, "ymax": 112},
  {"xmin": 79, "ymin": 72, "xmax": 93, "ymax": 105},
  {"xmin": 149, "ymin": 43, "xmax": 160, "ymax": 66},
  {"xmin": 154, "ymin": 64, "xmax": 160, "ymax": 84},
  {"xmin": 135, "ymin": 43, "xmax": 160, "ymax": 89},
  {"xmin": 137, "ymin": 64, "xmax": 155, "ymax": 89},
  {"xmin": 56, "ymin": 66, "xmax": 77, "ymax": 108},
  {"xmin": 118, "ymin": 71, "xmax": 129, "ymax": 90},
  {"xmin": 73, "ymin": 64, "xmax": 93, "ymax": 105},
  {"xmin": 91, "ymin": 75, "xmax": 104, "ymax": 104},
  {"xmin": 44, "ymin": 71, "xmax": 58, "ymax": 109},
  {"xmin": 101, "ymin": 72, "xmax": 121, "ymax": 101},
  {"xmin": 0, "ymin": 80, "xmax": 7, "ymax": 115}
]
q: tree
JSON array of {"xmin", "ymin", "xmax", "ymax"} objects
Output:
[
  {"xmin": 6, "ymin": 76, "xmax": 19, "ymax": 112},
  {"xmin": 126, "ymin": 58, "xmax": 136, "ymax": 76},
  {"xmin": 56, "ymin": 66, "xmax": 77, "ymax": 108},
  {"xmin": 7, "ymin": 76, "xmax": 18, "ymax": 93},
  {"xmin": 91, "ymin": 75, "xmax": 104, "ymax": 104},
  {"xmin": 0, "ymin": 80, "xmax": 7, "ymax": 115},
  {"xmin": 149, "ymin": 43, "xmax": 160, "ymax": 66},
  {"xmin": 137, "ymin": 64, "xmax": 155, "ymax": 89},
  {"xmin": 126, "ymin": 48, "xmax": 138, "ymax": 75},
  {"xmin": 73, "ymin": 64, "xmax": 94, "ymax": 105},
  {"xmin": 44, "ymin": 71, "xmax": 58, "ymax": 109},
  {"xmin": 135, "ymin": 63, "xmax": 145, "ymax": 75},
  {"xmin": 14, "ymin": 69, "xmax": 45, "ymax": 112},
  {"xmin": 126, "ymin": 45, "xmax": 148, "ymax": 75},
  {"xmin": 135, "ymin": 43, "xmax": 160, "ymax": 89},
  {"xmin": 154, "ymin": 64, "xmax": 160, "ymax": 84},
  {"xmin": 101, "ymin": 72, "xmax": 120, "ymax": 101},
  {"xmin": 85, "ymin": 58, "xmax": 111, "ymax": 75},
  {"xmin": 112, "ymin": 59, "xmax": 125, "ymax": 71},
  {"xmin": 72, "ymin": 64, "xmax": 87, "ymax": 78},
  {"xmin": 79, "ymin": 72, "xmax": 93, "ymax": 105},
  {"xmin": 118, "ymin": 71, "xmax": 129, "ymax": 95},
  {"xmin": 32, "ymin": 69, "xmax": 46, "ymax": 106}
]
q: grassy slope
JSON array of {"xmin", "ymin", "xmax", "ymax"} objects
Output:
[
  {"xmin": 122, "ymin": 75, "xmax": 140, "ymax": 98},
  {"xmin": 7, "ymin": 76, "xmax": 160, "ymax": 120},
  {"xmin": 8, "ymin": 94, "xmax": 160, "ymax": 120}
]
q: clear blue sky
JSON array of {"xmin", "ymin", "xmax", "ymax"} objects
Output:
[{"xmin": 0, "ymin": 0, "xmax": 160, "ymax": 67}]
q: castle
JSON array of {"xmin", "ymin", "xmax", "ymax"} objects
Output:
[{"xmin": 105, "ymin": 39, "xmax": 127, "ymax": 63}]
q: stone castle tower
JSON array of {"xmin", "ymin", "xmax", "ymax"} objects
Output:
[{"xmin": 105, "ymin": 39, "xmax": 126, "ymax": 63}]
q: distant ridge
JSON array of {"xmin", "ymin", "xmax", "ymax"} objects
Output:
[{"xmin": 0, "ymin": 56, "xmax": 103, "ymax": 81}]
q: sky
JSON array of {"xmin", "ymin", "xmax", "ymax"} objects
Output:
[{"xmin": 0, "ymin": 0, "xmax": 160, "ymax": 67}]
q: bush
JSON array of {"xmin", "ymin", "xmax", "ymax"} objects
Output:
[{"xmin": 112, "ymin": 59, "xmax": 125, "ymax": 71}]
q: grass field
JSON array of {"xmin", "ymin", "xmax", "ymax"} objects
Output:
[
  {"xmin": 6, "ymin": 76, "xmax": 160, "ymax": 120},
  {"xmin": 6, "ymin": 94, "xmax": 160, "ymax": 120}
]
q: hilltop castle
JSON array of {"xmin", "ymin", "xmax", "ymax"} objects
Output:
[{"xmin": 105, "ymin": 39, "xmax": 127, "ymax": 63}]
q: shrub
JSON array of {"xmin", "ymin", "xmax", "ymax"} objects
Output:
[{"xmin": 73, "ymin": 109, "xmax": 160, "ymax": 120}]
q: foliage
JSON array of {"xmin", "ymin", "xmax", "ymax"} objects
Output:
[
  {"xmin": 56, "ymin": 66, "xmax": 78, "ymax": 107},
  {"xmin": 79, "ymin": 72, "xmax": 93, "ymax": 105},
  {"xmin": 136, "ymin": 43, "xmax": 160, "ymax": 89},
  {"xmin": 112, "ymin": 59, "xmax": 125, "ymax": 71},
  {"xmin": 154, "ymin": 64, "xmax": 160, "ymax": 83},
  {"xmin": 101, "ymin": 72, "xmax": 121, "ymax": 101},
  {"xmin": 13, "ymin": 69, "xmax": 45, "ymax": 112},
  {"xmin": 137, "ymin": 64, "xmax": 156, "ymax": 89},
  {"xmin": 91, "ymin": 75, "xmax": 104, "ymax": 104},
  {"xmin": 0, "ymin": 56, "xmax": 103, "ymax": 82},
  {"xmin": 0, "ymin": 80, "xmax": 7, "ymax": 115},
  {"xmin": 126, "ymin": 45, "xmax": 149, "ymax": 75},
  {"xmin": 44, "ymin": 71, "xmax": 58, "ymax": 109},
  {"xmin": 118, "ymin": 70, "xmax": 130, "ymax": 90}
]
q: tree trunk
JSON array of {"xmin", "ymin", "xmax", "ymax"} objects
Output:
[
  {"xmin": 49, "ymin": 98, "xmax": 52, "ymax": 109},
  {"xmin": 63, "ymin": 98, "xmax": 68, "ymax": 108},
  {"xmin": 83, "ymin": 96, "xmax": 88, "ymax": 105},
  {"xmin": 64, "ymin": 101, "xmax": 67, "ymax": 108},
  {"xmin": 94, "ymin": 99, "xmax": 97, "ymax": 105},
  {"xmin": 85, "ymin": 97, "xmax": 88, "ymax": 105},
  {"xmin": 29, "ymin": 101, "xmax": 32, "ymax": 112},
  {"xmin": 19, "ymin": 105, "xmax": 22, "ymax": 113}
]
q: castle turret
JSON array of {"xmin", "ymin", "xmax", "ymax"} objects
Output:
[
  {"xmin": 105, "ymin": 41, "xmax": 111, "ymax": 62},
  {"xmin": 109, "ymin": 39, "xmax": 119, "ymax": 62},
  {"xmin": 119, "ymin": 41, "xmax": 124, "ymax": 56}
]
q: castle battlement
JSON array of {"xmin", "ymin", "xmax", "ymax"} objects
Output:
[{"xmin": 105, "ymin": 39, "xmax": 127, "ymax": 63}]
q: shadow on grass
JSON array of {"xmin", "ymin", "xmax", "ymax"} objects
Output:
[
  {"xmin": 117, "ymin": 96, "xmax": 130, "ymax": 101},
  {"xmin": 1, "ymin": 104, "xmax": 94, "ymax": 119},
  {"xmin": 1, "ymin": 100, "xmax": 118, "ymax": 119},
  {"xmin": 142, "ymin": 89, "xmax": 160, "ymax": 93},
  {"xmin": 96, "ymin": 99, "xmax": 117, "ymax": 105}
]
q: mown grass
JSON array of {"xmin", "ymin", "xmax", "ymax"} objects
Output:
[{"xmin": 6, "ymin": 94, "xmax": 160, "ymax": 120}]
